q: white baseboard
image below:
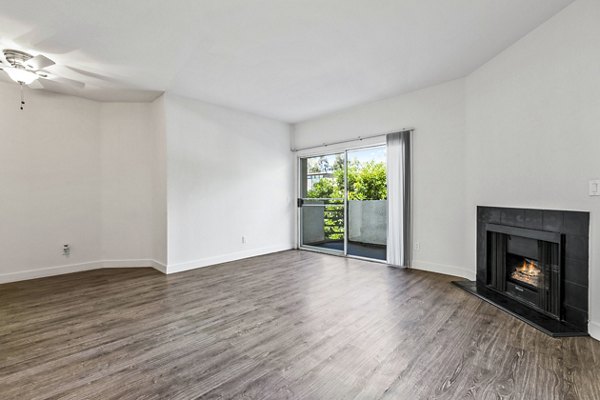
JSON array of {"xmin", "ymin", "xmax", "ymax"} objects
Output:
[
  {"xmin": 100, "ymin": 259, "xmax": 167, "ymax": 273},
  {"xmin": 0, "ymin": 258, "xmax": 167, "ymax": 284},
  {"xmin": 149, "ymin": 260, "xmax": 167, "ymax": 273},
  {"xmin": 166, "ymin": 245, "xmax": 292, "ymax": 274},
  {"xmin": 0, "ymin": 246, "xmax": 292, "ymax": 284},
  {"xmin": 411, "ymin": 259, "xmax": 476, "ymax": 280},
  {"xmin": 589, "ymin": 321, "xmax": 600, "ymax": 341},
  {"xmin": 0, "ymin": 261, "xmax": 104, "ymax": 284}
]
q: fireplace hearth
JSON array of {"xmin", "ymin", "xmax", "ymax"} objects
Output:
[{"xmin": 454, "ymin": 207, "xmax": 589, "ymax": 337}]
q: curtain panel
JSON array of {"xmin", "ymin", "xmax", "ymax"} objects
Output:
[{"xmin": 386, "ymin": 130, "xmax": 411, "ymax": 267}]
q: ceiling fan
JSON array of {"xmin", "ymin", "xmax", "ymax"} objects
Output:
[{"xmin": 0, "ymin": 49, "xmax": 85, "ymax": 110}]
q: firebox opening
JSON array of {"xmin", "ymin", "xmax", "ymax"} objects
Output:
[{"xmin": 507, "ymin": 253, "xmax": 541, "ymax": 289}]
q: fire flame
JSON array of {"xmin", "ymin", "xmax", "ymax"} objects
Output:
[
  {"xmin": 516, "ymin": 259, "xmax": 540, "ymax": 277},
  {"xmin": 511, "ymin": 258, "xmax": 540, "ymax": 287}
]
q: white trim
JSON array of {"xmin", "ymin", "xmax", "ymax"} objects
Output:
[
  {"xmin": 150, "ymin": 260, "xmax": 168, "ymax": 274},
  {"xmin": 0, "ymin": 247, "xmax": 295, "ymax": 283},
  {"xmin": 100, "ymin": 259, "xmax": 167, "ymax": 273},
  {"xmin": 166, "ymin": 245, "xmax": 292, "ymax": 274},
  {"xmin": 0, "ymin": 261, "xmax": 104, "ymax": 284},
  {"xmin": 411, "ymin": 259, "xmax": 476, "ymax": 280},
  {"xmin": 101, "ymin": 259, "xmax": 157, "ymax": 268},
  {"xmin": 589, "ymin": 321, "xmax": 600, "ymax": 341},
  {"xmin": 0, "ymin": 258, "xmax": 167, "ymax": 284}
]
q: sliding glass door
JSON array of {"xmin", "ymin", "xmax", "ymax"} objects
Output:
[
  {"xmin": 346, "ymin": 146, "xmax": 387, "ymax": 260},
  {"xmin": 298, "ymin": 145, "xmax": 387, "ymax": 261},
  {"xmin": 299, "ymin": 152, "xmax": 346, "ymax": 255}
]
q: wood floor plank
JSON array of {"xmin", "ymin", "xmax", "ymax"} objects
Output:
[{"xmin": 1, "ymin": 250, "xmax": 599, "ymax": 399}]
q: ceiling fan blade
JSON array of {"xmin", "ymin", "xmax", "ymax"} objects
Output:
[
  {"xmin": 42, "ymin": 74, "xmax": 85, "ymax": 89},
  {"xmin": 26, "ymin": 54, "xmax": 55, "ymax": 70}
]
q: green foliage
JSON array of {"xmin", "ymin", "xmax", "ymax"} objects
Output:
[
  {"xmin": 306, "ymin": 176, "xmax": 342, "ymax": 199},
  {"xmin": 348, "ymin": 161, "xmax": 388, "ymax": 200},
  {"xmin": 323, "ymin": 207, "xmax": 344, "ymax": 240},
  {"xmin": 307, "ymin": 159, "xmax": 387, "ymax": 200},
  {"xmin": 305, "ymin": 158, "xmax": 387, "ymax": 241}
]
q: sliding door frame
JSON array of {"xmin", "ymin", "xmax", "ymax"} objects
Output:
[
  {"xmin": 296, "ymin": 141, "xmax": 388, "ymax": 264},
  {"xmin": 297, "ymin": 151, "xmax": 346, "ymax": 257}
]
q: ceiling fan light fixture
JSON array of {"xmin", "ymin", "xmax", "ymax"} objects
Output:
[{"xmin": 4, "ymin": 67, "xmax": 39, "ymax": 85}]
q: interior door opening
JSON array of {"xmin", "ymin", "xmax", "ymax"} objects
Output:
[{"xmin": 298, "ymin": 145, "xmax": 387, "ymax": 261}]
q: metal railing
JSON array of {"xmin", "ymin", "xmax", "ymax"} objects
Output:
[{"xmin": 323, "ymin": 206, "xmax": 344, "ymax": 240}]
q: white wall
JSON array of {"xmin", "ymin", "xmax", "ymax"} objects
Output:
[
  {"xmin": 294, "ymin": 79, "xmax": 469, "ymax": 278},
  {"xmin": 465, "ymin": 0, "xmax": 600, "ymax": 339},
  {"xmin": 0, "ymin": 83, "xmax": 161, "ymax": 282},
  {"xmin": 0, "ymin": 86, "xmax": 292, "ymax": 280},
  {"xmin": 100, "ymin": 103, "xmax": 155, "ymax": 263},
  {"xmin": 0, "ymin": 83, "xmax": 103, "ymax": 280},
  {"xmin": 151, "ymin": 95, "xmax": 168, "ymax": 267},
  {"xmin": 164, "ymin": 94, "xmax": 294, "ymax": 272}
]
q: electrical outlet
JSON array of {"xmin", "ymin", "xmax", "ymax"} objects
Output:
[
  {"xmin": 63, "ymin": 244, "xmax": 71, "ymax": 256},
  {"xmin": 242, "ymin": 236, "xmax": 246, "ymax": 244},
  {"xmin": 415, "ymin": 242, "xmax": 421, "ymax": 251}
]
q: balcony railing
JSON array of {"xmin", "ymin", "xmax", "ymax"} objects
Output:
[{"xmin": 323, "ymin": 206, "xmax": 344, "ymax": 240}]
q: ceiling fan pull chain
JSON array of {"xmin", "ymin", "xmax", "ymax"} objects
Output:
[{"xmin": 20, "ymin": 83, "xmax": 25, "ymax": 110}]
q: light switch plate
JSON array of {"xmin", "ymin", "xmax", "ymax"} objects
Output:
[{"xmin": 589, "ymin": 180, "xmax": 600, "ymax": 196}]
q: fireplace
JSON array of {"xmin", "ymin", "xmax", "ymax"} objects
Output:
[
  {"xmin": 454, "ymin": 207, "xmax": 589, "ymax": 337},
  {"xmin": 486, "ymin": 224, "xmax": 561, "ymax": 319}
]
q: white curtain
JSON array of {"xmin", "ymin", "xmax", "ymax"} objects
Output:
[{"xmin": 386, "ymin": 131, "xmax": 411, "ymax": 267}]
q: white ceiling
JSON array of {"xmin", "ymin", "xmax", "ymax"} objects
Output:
[{"xmin": 0, "ymin": 0, "xmax": 573, "ymax": 122}]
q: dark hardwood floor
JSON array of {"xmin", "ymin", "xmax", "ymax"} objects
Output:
[{"xmin": 1, "ymin": 250, "xmax": 599, "ymax": 399}]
